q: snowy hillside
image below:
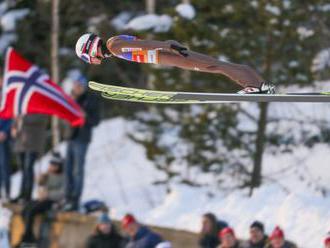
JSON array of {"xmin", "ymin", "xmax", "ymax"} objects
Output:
[
  {"xmin": 6, "ymin": 113, "xmax": 329, "ymax": 248},
  {"xmin": 86, "ymin": 117, "xmax": 330, "ymax": 248}
]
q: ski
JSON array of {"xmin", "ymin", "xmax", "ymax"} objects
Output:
[{"xmin": 89, "ymin": 81, "xmax": 330, "ymax": 104}]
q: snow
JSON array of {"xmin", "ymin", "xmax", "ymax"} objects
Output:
[
  {"xmin": 265, "ymin": 4, "xmax": 281, "ymax": 16},
  {"xmin": 148, "ymin": 185, "xmax": 330, "ymax": 248},
  {"xmin": 61, "ymin": 69, "xmax": 86, "ymax": 94},
  {"xmin": 283, "ymin": 20, "xmax": 290, "ymax": 26},
  {"xmin": 0, "ymin": 7, "xmax": 29, "ymax": 53},
  {"xmin": 220, "ymin": 28, "xmax": 230, "ymax": 37},
  {"xmin": 250, "ymin": 1, "xmax": 258, "ymax": 8},
  {"xmin": 223, "ymin": 4, "xmax": 234, "ymax": 14},
  {"xmin": 111, "ymin": 11, "xmax": 132, "ymax": 31},
  {"xmin": 0, "ymin": 205, "xmax": 11, "ymax": 230},
  {"xmin": 0, "ymin": 9, "xmax": 29, "ymax": 32},
  {"xmin": 312, "ymin": 48, "xmax": 330, "ymax": 72},
  {"xmin": 283, "ymin": 0, "xmax": 291, "ymax": 9},
  {"xmin": 218, "ymin": 55, "xmax": 230, "ymax": 62},
  {"xmin": 125, "ymin": 14, "xmax": 172, "ymax": 33},
  {"xmin": 175, "ymin": 3, "xmax": 196, "ymax": 20},
  {"xmin": 0, "ymin": 33, "xmax": 16, "ymax": 54},
  {"xmin": 82, "ymin": 118, "xmax": 167, "ymax": 215},
  {"xmin": 288, "ymin": 60, "xmax": 299, "ymax": 68},
  {"xmin": 297, "ymin": 26, "xmax": 315, "ymax": 39},
  {"xmin": 87, "ymin": 14, "xmax": 107, "ymax": 33},
  {"xmin": 5, "ymin": 108, "xmax": 330, "ymax": 247},
  {"xmin": 0, "ymin": 204, "xmax": 11, "ymax": 247},
  {"xmin": 83, "ymin": 113, "xmax": 330, "ymax": 248},
  {"xmin": 320, "ymin": 4, "xmax": 330, "ymax": 12},
  {"xmin": 0, "ymin": 2, "xmax": 8, "ymax": 16}
]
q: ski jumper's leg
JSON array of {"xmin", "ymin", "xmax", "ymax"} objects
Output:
[{"xmin": 158, "ymin": 50, "xmax": 264, "ymax": 88}]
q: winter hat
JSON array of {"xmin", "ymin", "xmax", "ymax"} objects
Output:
[
  {"xmin": 121, "ymin": 214, "xmax": 136, "ymax": 229},
  {"xmin": 67, "ymin": 69, "xmax": 88, "ymax": 88},
  {"xmin": 219, "ymin": 227, "xmax": 235, "ymax": 239},
  {"xmin": 82, "ymin": 200, "xmax": 107, "ymax": 214},
  {"xmin": 50, "ymin": 152, "xmax": 63, "ymax": 166},
  {"xmin": 97, "ymin": 213, "xmax": 111, "ymax": 224},
  {"xmin": 270, "ymin": 226, "xmax": 284, "ymax": 240},
  {"xmin": 250, "ymin": 221, "xmax": 265, "ymax": 232}
]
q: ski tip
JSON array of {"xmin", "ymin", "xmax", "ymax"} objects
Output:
[{"xmin": 88, "ymin": 81, "xmax": 105, "ymax": 91}]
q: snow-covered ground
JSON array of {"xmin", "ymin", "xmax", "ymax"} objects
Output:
[
  {"xmin": 175, "ymin": 3, "xmax": 196, "ymax": 20},
  {"xmin": 0, "ymin": 3, "xmax": 29, "ymax": 54},
  {"xmin": 4, "ymin": 112, "xmax": 329, "ymax": 248},
  {"xmin": 86, "ymin": 117, "xmax": 330, "ymax": 248},
  {"xmin": 125, "ymin": 14, "xmax": 172, "ymax": 33}
]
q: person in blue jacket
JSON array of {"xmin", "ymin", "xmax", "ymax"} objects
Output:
[
  {"xmin": 0, "ymin": 117, "xmax": 11, "ymax": 200},
  {"xmin": 0, "ymin": 75, "xmax": 12, "ymax": 201},
  {"xmin": 121, "ymin": 214, "xmax": 163, "ymax": 248}
]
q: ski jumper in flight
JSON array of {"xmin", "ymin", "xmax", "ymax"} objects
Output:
[{"xmin": 75, "ymin": 33, "xmax": 275, "ymax": 94}]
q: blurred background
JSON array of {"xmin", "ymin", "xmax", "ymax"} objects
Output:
[{"xmin": 0, "ymin": 0, "xmax": 330, "ymax": 248}]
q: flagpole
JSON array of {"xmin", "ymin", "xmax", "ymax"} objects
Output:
[{"xmin": 51, "ymin": 0, "xmax": 60, "ymax": 147}]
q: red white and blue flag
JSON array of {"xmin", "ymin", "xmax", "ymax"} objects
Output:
[{"xmin": 0, "ymin": 47, "xmax": 85, "ymax": 126}]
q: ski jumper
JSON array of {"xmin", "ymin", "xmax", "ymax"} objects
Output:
[{"xmin": 107, "ymin": 35, "xmax": 265, "ymax": 89}]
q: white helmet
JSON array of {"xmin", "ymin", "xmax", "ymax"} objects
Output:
[{"xmin": 75, "ymin": 33, "xmax": 101, "ymax": 64}]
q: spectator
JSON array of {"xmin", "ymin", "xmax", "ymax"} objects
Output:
[
  {"xmin": 325, "ymin": 233, "xmax": 330, "ymax": 248},
  {"xmin": 64, "ymin": 74, "xmax": 100, "ymax": 211},
  {"xmin": 0, "ymin": 75, "xmax": 12, "ymax": 201},
  {"xmin": 199, "ymin": 213, "xmax": 228, "ymax": 248},
  {"xmin": 12, "ymin": 114, "xmax": 48, "ymax": 203},
  {"xmin": 265, "ymin": 226, "xmax": 297, "ymax": 248},
  {"xmin": 87, "ymin": 213, "xmax": 124, "ymax": 248},
  {"xmin": 0, "ymin": 118, "xmax": 11, "ymax": 201},
  {"xmin": 218, "ymin": 227, "xmax": 243, "ymax": 248},
  {"xmin": 242, "ymin": 221, "xmax": 268, "ymax": 248},
  {"xmin": 18, "ymin": 153, "xmax": 65, "ymax": 246},
  {"xmin": 121, "ymin": 214, "xmax": 163, "ymax": 248}
]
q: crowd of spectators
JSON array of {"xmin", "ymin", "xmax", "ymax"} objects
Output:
[
  {"xmin": 198, "ymin": 213, "xmax": 299, "ymax": 248},
  {"xmin": 84, "ymin": 210, "xmax": 330, "ymax": 248}
]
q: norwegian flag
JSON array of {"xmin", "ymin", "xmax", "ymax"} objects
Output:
[{"xmin": 0, "ymin": 48, "xmax": 85, "ymax": 126}]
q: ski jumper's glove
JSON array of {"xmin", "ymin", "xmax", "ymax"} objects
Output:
[{"xmin": 166, "ymin": 40, "xmax": 189, "ymax": 57}]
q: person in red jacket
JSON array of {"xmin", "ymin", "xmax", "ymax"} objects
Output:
[
  {"xmin": 121, "ymin": 214, "xmax": 163, "ymax": 248},
  {"xmin": 75, "ymin": 33, "xmax": 275, "ymax": 94}
]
